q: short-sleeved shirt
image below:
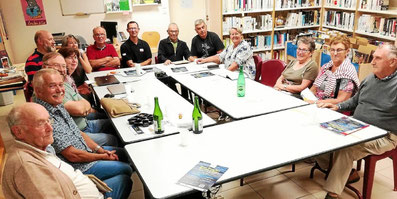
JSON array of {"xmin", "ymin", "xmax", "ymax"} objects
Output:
[
  {"xmin": 120, "ymin": 39, "xmax": 152, "ymax": 68},
  {"xmin": 62, "ymin": 82, "xmax": 87, "ymax": 130},
  {"xmin": 34, "ymin": 98, "xmax": 96, "ymax": 172},
  {"xmin": 86, "ymin": 43, "xmax": 119, "ymax": 71},
  {"xmin": 281, "ymin": 59, "xmax": 318, "ymax": 85},
  {"xmin": 157, "ymin": 37, "xmax": 191, "ymax": 63},
  {"xmin": 191, "ymin": 31, "xmax": 224, "ymax": 58},
  {"xmin": 218, "ymin": 40, "xmax": 256, "ymax": 79}
]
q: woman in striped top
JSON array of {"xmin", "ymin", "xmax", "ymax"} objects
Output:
[{"xmin": 310, "ymin": 35, "xmax": 359, "ymax": 104}]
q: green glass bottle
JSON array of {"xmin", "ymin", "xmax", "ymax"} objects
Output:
[
  {"xmin": 153, "ymin": 97, "xmax": 164, "ymax": 134},
  {"xmin": 192, "ymin": 96, "xmax": 203, "ymax": 134},
  {"xmin": 237, "ymin": 66, "xmax": 245, "ymax": 97}
]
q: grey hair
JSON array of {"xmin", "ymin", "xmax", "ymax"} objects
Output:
[
  {"xmin": 379, "ymin": 42, "xmax": 397, "ymax": 59},
  {"xmin": 168, "ymin": 22, "xmax": 179, "ymax": 30},
  {"xmin": 32, "ymin": 68, "xmax": 61, "ymax": 91},
  {"xmin": 93, "ymin": 26, "xmax": 106, "ymax": 34},
  {"xmin": 194, "ymin": 19, "xmax": 206, "ymax": 26},
  {"xmin": 297, "ymin": 36, "xmax": 316, "ymax": 52}
]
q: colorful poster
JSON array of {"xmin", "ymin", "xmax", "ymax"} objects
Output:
[{"xmin": 20, "ymin": 0, "xmax": 47, "ymax": 26}]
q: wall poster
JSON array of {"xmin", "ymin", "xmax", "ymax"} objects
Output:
[{"xmin": 20, "ymin": 0, "xmax": 47, "ymax": 26}]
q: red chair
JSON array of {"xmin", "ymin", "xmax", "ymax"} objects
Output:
[
  {"xmin": 259, "ymin": 59, "xmax": 285, "ymax": 87},
  {"xmin": 23, "ymin": 82, "xmax": 33, "ymax": 102},
  {"xmin": 346, "ymin": 147, "xmax": 397, "ymax": 199},
  {"xmin": 253, "ymin": 55, "xmax": 262, "ymax": 81},
  {"xmin": 155, "ymin": 56, "xmax": 159, "ymax": 64}
]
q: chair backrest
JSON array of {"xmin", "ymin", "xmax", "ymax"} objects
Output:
[
  {"xmin": 259, "ymin": 59, "xmax": 285, "ymax": 87},
  {"xmin": 142, "ymin": 31, "xmax": 160, "ymax": 53},
  {"xmin": 253, "ymin": 55, "xmax": 262, "ymax": 81},
  {"xmin": 155, "ymin": 56, "xmax": 159, "ymax": 64}
]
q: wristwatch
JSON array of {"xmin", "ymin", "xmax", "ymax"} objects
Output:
[
  {"xmin": 93, "ymin": 145, "xmax": 101, "ymax": 153},
  {"xmin": 283, "ymin": 84, "xmax": 287, "ymax": 90}
]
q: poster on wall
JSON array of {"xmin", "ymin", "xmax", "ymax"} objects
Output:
[{"xmin": 20, "ymin": 0, "xmax": 47, "ymax": 26}]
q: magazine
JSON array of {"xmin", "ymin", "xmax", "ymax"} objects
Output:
[
  {"xmin": 191, "ymin": 71, "xmax": 214, "ymax": 78},
  {"xmin": 171, "ymin": 66, "xmax": 188, "ymax": 73},
  {"xmin": 177, "ymin": 161, "xmax": 228, "ymax": 191},
  {"xmin": 320, "ymin": 116, "xmax": 369, "ymax": 135}
]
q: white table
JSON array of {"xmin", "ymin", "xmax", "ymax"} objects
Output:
[
  {"xmin": 125, "ymin": 105, "xmax": 388, "ymax": 198},
  {"xmin": 93, "ymin": 78, "xmax": 216, "ymax": 144},
  {"xmin": 171, "ymin": 71, "xmax": 308, "ymax": 119}
]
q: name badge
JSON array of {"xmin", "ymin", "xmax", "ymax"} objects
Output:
[{"xmin": 140, "ymin": 48, "xmax": 144, "ymax": 52}]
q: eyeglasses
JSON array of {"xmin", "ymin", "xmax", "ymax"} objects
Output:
[
  {"xmin": 19, "ymin": 118, "xmax": 54, "ymax": 129},
  {"xmin": 330, "ymin": 48, "xmax": 346, "ymax": 54},
  {"xmin": 48, "ymin": 82, "xmax": 64, "ymax": 90},
  {"xmin": 127, "ymin": 27, "xmax": 138, "ymax": 31},
  {"xmin": 94, "ymin": 33, "xmax": 106, "ymax": 37},
  {"xmin": 297, "ymin": 48, "xmax": 310, "ymax": 53},
  {"xmin": 45, "ymin": 63, "xmax": 66, "ymax": 69}
]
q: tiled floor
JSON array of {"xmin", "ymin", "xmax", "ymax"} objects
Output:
[{"xmin": 1, "ymin": 90, "xmax": 397, "ymax": 199}]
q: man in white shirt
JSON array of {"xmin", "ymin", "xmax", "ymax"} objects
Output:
[{"xmin": 2, "ymin": 103, "xmax": 128, "ymax": 198}]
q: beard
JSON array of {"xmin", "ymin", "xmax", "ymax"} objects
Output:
[{"xmin": 45, "ymin": 45, "xmax": 56, "ymax": 53}]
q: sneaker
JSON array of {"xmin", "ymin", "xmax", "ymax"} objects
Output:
[{"xmin": 347, "ymin": 169, "xmax": 360, "ymax": 184}]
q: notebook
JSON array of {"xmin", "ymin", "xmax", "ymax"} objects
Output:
[
  {"xmin": 94, "ymin": 75, "xmax": 120, "ymax": 86},
  {"xmin": 107, "ymin": 84, "xmax": 129, "ymax": 95}
]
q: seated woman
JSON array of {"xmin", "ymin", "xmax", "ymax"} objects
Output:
[
  {"xmin": 61, "ymin": 34, "xmax": 92, "ymax": 88},
  {"xmin": 274, "ymin": 36, "xmax": 319, "ymax": 94},
  {"xmin": 310, "ymin": 35, "xmax": 359, "ymax": 104},
  {"xmin": 196, "ymin": 27, "xmax": 256, "ymax": 79}
]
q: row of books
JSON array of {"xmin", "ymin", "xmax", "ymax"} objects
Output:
[
  {"xmin": 223, "ymin": 15, "xmax": 272, "ymax": 33},
  {"xmin": 256, "ymin": 50, "xmax": 286, "ymax": 61},
  {"xmin": 325, "ymin": 0, "xmax": 356, "ymax": 9},
  {"xmin": 360, "ymin": 0, "xmax": 389, "ymax": 10},
  {"xmin": 276, "ymin": 0, "xmax": 321, "ymax": 9},
  {"xmin": 324, "ymin": 10, "xmax": 355, "ymax": 30},
  {"xmin": 283, "ymin": 11, "xmax": 320, "ymax": 28},
  {"xmin": 223, "ymin": 32, "xmax": 288, "ymax": 50},
  {"xmin": 222, "ymin": 0, "xmax": 273, "ymax": 13},
  {"xmin": 357, "ymin": 15, "xmax": 397, "ymax": 38}
]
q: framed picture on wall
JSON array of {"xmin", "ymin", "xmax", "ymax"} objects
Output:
[
  {"xmin": 118, "ymin": 32, "xmax": 127, "ymax": 42},
  {"xmin": 1, "ymin": 57, "xmax": 9, "ymax": 68}
]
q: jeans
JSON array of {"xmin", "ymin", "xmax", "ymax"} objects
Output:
[
  {"xmin": 84, "ymin": 146, "xmax": 133, "ymax": 199},
  {"xmin": 83, "ymin": 119, "xmax": 119, "ymax": 146}
]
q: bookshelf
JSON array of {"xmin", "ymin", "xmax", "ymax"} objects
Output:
[
  {"xmin": 221, "ymin": 0, "xmax": 397, "ymax": 60},
  {"xmin": 222, "ymin": 0, "xmax": 322, "ymax": 60}
]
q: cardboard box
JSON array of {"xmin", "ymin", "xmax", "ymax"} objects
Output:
[{"xmin": 0, "ymin": 91, "xmax": 14, "ymax": 106}]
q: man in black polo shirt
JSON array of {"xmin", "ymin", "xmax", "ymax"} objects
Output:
[
  {"xmin": 191, "ymin": 19, "xmax": 224, "ymax": 59},
  {"xmin": 120, "ymin": 21, "xmax": 152, "ymax": 68}
]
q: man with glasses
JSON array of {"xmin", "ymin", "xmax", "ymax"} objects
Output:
[
  {"xmin": 191, "ymin": 19, "xmax": 224, "ymax": 59},
  {"xmin": 158, "ymin": 23, "xmax": 194, "ymax": 65},
  {"xmin": 86, "ymin": 26, "xmax": 120, "ymax": 71},
  {"xmin": 40, "ymin": 52, "xmax": 118, "ymax": 147},
  {"xmin": 120, "ymin": 21, "xmax": 152, "ymax": 68},
  {"xmin": 25, "ymin": 30, "xmax": 56, "ymax": 101},
  {"xmin": 31, "ymin": 69, "xmax": 133, "ymax": 199},
  {"xmin": 2, "ymin": 102, "xmax": 124, "ymax": 198},
  {"xmin": 317, "ymin": 43, "xmax": 397, "ymax": 199}
]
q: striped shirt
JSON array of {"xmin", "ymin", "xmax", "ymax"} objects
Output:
[{"xmin": 25, "ymin": 48, "xmax": 44, "ymax": 82}]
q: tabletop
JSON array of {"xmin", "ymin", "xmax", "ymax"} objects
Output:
[{"xmin": 125, "ymin": 104, "xmax": 388, "ymax": 199}]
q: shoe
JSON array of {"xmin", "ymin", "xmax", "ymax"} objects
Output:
[
  {"xmin": 325, "ymin": 193, "xmax": 338, "ymax": 199},
  {"xmin": 347, "ymin": 169, "xmax": 360, "ymax": 184}
]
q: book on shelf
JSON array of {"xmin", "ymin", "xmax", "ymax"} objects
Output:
[
  {"xmin": 223, "ymin": 0, "xmax": 273, "ymax": 13},
  {"xmin": 357, "ymin": 15, "xmax": 397, "ymax": 38},
  {"xmin": 320, "ymin": 116, "xmax": 370, "ymax": 135},
  {"xmin": 177, "ymin": 161, "xmax": 228, "ymax": 192},
  {"xmin": 324, "ymin": 10, "xmax": 355, "ymax": 30},
  {"xmin": 360, "ymin": 0, "xmax": 389, "ymax": 10},
  {"xmin": 325, "ymin": 0, "xmax": 356, "ymax": 9}
]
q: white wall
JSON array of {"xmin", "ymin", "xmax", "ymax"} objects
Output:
[{"xmin": 0, "ymin": 0, "xmax": 170, "ymax": 64}]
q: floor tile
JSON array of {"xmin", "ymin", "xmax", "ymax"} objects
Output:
[
  {"xmin": 277, "ymin": 161, "xmax": 313, "ymax": 173},
  {"xmin": 132, "ymin": 172, "xmax": 143, "ymax": 192},
  {"xmin": 216, "ymin": 184, "xmax": 262, "ymax": 199},
  {"xmin": 284, "ymin": 165, "xmax": 325, "ymax": 194},
  {"xmin": 129, "ymin": 189, "xmax": 144, "ymax": 199},
  {"xmin": 243, "ymin": 168, "xmax": 281, "ymax": 185},
  {"xmin": 249, "ymin": 173, "xmax": 309, "ymax": 199},
  {"xmin": 218, "ymin": 179, "xmax": 241, "ymax": 193}
]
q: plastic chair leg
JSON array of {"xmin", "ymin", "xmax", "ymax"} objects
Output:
[{"xmin": 363, "ymin": 158, "xmax": 377, "ymax": 199}]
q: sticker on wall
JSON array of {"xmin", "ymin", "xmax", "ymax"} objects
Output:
[{"xmin": 20, "ymin": 0, "xmax": 47, "ymax": 26}]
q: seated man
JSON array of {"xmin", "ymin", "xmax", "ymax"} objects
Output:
[
  {"xmin": 158, "ymin": 23, "xmax": 194, "ymax": 64},
  {"xmin": 318, "ymin": 43, "xmax": 397, "ymax": 199},
  {"xmin": 32, "ymin": 69, "xmax": 133, "ymax": 198},
  {"xmin": 87, "ymin": 26, "xmax": 120, "ymax": 71},
  {"xmin": 120, "ymin": 21, "xmax": 152, "ymax": 67},
  {"xmin": 190, "ymin": 19, "xmax": 224, "ymax": 59},
  {"xmin": 41, "ymin": 52, "xmax": 118, "ymax": 147},
  {"xmin": 2, "ymin": 102, "xmax": 131, "ymax": 199},
  {"xmin": 24, "ymin": 30, "xmax": 55, "ymax": 101}
]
